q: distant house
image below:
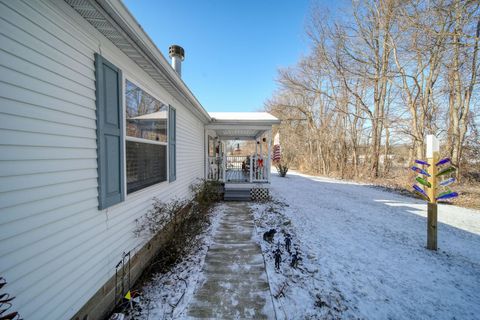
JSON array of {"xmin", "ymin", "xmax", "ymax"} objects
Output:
[{"xmin": 0, "ymin": 0, "xmax": 279, "ymax": 319}]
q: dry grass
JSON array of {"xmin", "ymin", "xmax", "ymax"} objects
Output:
[
  {"xmin": 294, "ymin": 166, "xmax": 480, "ymax": 210},
  {"xmin": 361, "ymin": 169, "xmax": 480, "ymax": 210}
]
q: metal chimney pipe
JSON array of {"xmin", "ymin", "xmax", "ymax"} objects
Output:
[{"xmin": 168, "ymin": 45, "xmax": 185, "ymax": 77}]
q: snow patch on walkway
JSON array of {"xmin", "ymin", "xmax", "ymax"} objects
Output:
[
  {"xmin": 135, "ymin": 203, "xmax": 225, "ymax": 319},
  {"xmin": 186, "ymin": 202, "xmax": 274, "ymax": 319}
]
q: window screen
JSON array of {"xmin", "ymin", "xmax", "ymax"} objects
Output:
[{"xmin": 126, "ymin": 141, "xmax": 167, "ymax": 193}]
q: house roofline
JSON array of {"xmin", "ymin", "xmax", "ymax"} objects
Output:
[
  {"xmin": 70, "ymin": 0, "xmax": 211, "ymax": 123},
  {"xmin": 66, "ymin": 1, "xmax": 281, "ymax": 126}
]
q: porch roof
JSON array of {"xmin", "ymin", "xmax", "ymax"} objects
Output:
[
  {"xmin": 206, "ymin": 112, "xmax": 280, "ymax": 140},
  {"xmin": 209, "ymin": 112, "xmax": 280, "ymax": 123}
]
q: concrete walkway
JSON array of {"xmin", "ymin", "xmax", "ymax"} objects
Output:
[{"xmin": 187, "ymin": 202, "xmax": 275, "ymax": 319}]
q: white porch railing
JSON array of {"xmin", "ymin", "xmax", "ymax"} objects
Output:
[
  {"xmin": 226, "ymin": 156, "xmax": 248, "ymax": 171},
  {"xmin": 226, "ymin": 156, "xmax": 249, "ymax": 182},
  {"xmin": 207, "ymin": 155, "xmax": 269, "ymax": 183}
]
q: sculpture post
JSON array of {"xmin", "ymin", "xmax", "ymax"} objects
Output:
[{"xmin": 426, "ymin": 135, "xmax": 439, "ymax": 250}]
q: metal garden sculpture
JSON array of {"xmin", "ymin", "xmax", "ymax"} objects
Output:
[
  {"xmin": 0, "ymin": 277, "xmax": 22, "ymax": 320},
  {"xmin": 411, "ymin": 135, "xmax": 458, "ymax": 250}
]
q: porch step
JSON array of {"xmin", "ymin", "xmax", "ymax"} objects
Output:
[{"xmin": 224, "ymin": 188, "xmax": 251, "ymax": 201}]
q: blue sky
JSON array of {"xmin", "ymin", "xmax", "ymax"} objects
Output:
[{"xmin": 123, "ymin": 0, "xmax": 335, "ymax": 112}]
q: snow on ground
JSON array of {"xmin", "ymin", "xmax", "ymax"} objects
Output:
[
  {"xmin": 252, "ymin": 171, "xmax": 480, "ymax": 319},
  {"xmin": 133, "ymin": 203, "xmax": 226, "ymax": 319}
]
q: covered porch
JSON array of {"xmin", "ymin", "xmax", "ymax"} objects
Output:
[{"xmin": 205, "ymin": 112, "xmax": 280, "ymax": 189}]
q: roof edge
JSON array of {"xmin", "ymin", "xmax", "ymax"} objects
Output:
[
  {"xmin": 96, "ymin": 0, "xmax": 211, "ymax": 123},
  {"xmin": 210, "ymin": 120, "xmax": 281, "ymax": 125},
  {"xmin": 208, "ymin": 112, "xmax": 281, "ymax": 125}
]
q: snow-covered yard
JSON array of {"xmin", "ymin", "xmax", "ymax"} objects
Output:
[
  {"xmin": 129, "ymin": 171, "xmax": 479, "ymax": 320},
  {"xmin": 253, "ymin": 171, "xmax": 480, "ymax": 319}
]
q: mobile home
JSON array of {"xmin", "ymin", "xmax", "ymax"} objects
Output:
[{"xmin": 0, "ymin": 0, "xmax": 278, "ymax": 319}]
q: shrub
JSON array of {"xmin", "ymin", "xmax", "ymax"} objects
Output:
[
  {"xmin": 134, "ymin": 179, "xmax": 222, "ymax": 238},
  {"xmin": 190, "ymin": 179, "xmax": 223, "ymax": 211},
  {"xmin": 276, "ymin": 163, "xmax": 289, "ymax": 177},
  {"xmin": 133, "ymin": 199, "xmax": 187, "ymax": 238}
]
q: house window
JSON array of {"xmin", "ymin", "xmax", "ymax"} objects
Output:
[{"xmin": 125, "ymin": 80, "xmax": 168, "ymax": 193}]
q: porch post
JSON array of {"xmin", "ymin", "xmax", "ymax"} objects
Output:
[
  {"xmin": 222, "ymin": 141, "xmax": 226, "ymax": 182},
  {"xmin": 204, "ymin": 129, "xmax": 208, "ymax": 179},
  {"xmin": 259, "ymin": 136, "xmax": 263, "ymax": 180},
  {"xmin": 267, "ymin": 129, "xmax": 272, "ymax": 182},
  {"xmin": 249, "ymin": 156, "xmax": 253, "ymax": 182},
  {"xmin": 254, "ymin": 140, "xmax": 258, "ymax": 182}
]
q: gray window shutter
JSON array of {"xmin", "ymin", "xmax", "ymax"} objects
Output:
[
  {"xmin": 169, "ymin": 106, "xmax": 176, "ymax": 182},
  {"xmin": 95, "ymin": 53, "xmax": 125, "ymax": 209}
]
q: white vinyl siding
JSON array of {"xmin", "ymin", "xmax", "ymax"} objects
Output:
[{"xmin": 0, "ymin": 0, "xmax": 205, "ymax": 319}]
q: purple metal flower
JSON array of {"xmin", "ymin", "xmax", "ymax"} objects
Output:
[
  {"xmin": 415, "ymin": 159, "xmax": 430, "ymax": 166},
  {"xmin": 413, "ymin": 184, "xmax": 427, "ymax": 196},
  {"xmin": 435, "ymin": 158, "xmax": 450, "ymax": 166},
  {"xmin": 436, "ymin": 192, "xmax": 458, "ymax": 200},
  {"xmin": 411, "ymin": 166, "xmax": 431, "ymax": 177},
  {"xmin": 439, "ymin": 177, "xmax": 455, "ymax": 187}
]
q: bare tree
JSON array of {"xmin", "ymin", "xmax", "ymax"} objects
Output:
[
  {"xmin": 446, "ymin": 1, "xmax": 480, "ymax": 178},
  {"xmin": 265, "ymin": 0, "xmax": 480, "ymax": 185}
]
